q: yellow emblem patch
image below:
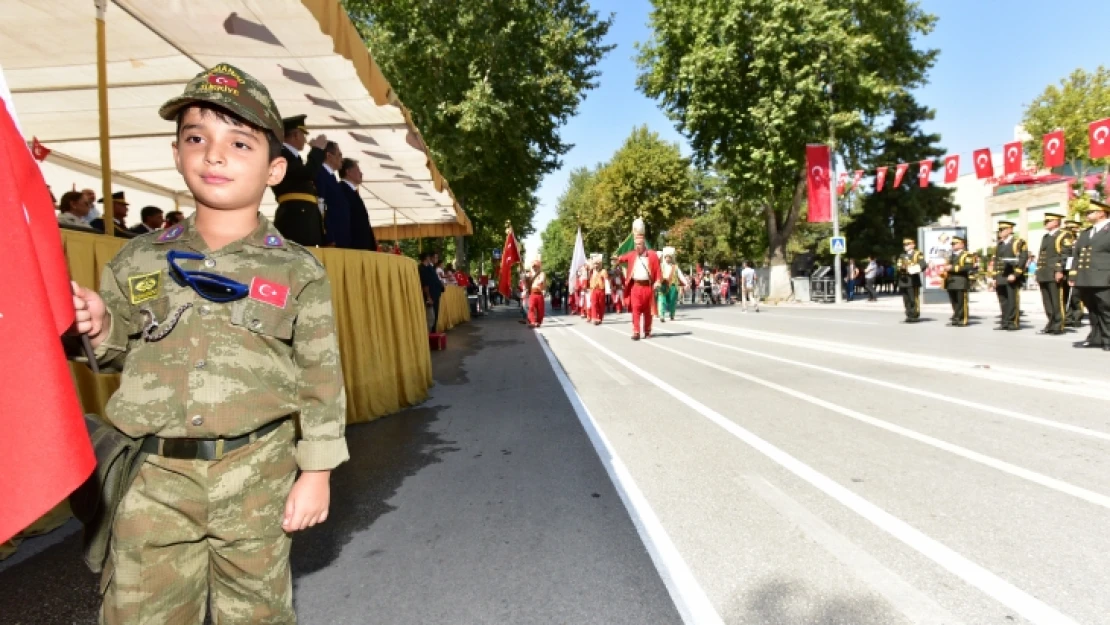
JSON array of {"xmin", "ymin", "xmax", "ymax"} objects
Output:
[{"xmin": 128, "ymin": 271, "xmax": 162, "ymax": 304}]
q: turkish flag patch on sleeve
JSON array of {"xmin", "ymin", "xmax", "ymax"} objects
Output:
[{"xmin": 250, "ymin": 277, "xmax": 290, "ymax": 308}]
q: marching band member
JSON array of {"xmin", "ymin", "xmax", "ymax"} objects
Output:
[
  {"xmin": 588, "ymin": 254, "xmax": 609, "ymax": 325},
  {"xmin": 992, "ymin": 221, "xmax": 1028, "ymax": 331},
  {"xmin": 617, "ymin": 218, "xmax": 661, "ymax": 340},
  {"xmin": 943, "ymin": 236, "xmax": 975, "ymax": 327},
  {"xmin": 897, "ymin": 237, "xmax": 926, "ymax": 323},
  {"xmin": 526, "ymin": 253, "xmax": 546, "ymax": 328},
  {"xmin": 1069, "ymin": 200, "xmax": 1110, "ymax": 350},
  {"xmin": 1036, "ymin": 212, "xmax": 1074, "ymax": 335},
  {"xmin": 610, "ymin": 257, "xmax": 625, "ymax": 313}
]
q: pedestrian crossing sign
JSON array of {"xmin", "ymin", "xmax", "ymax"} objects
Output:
[{"xmin": 830, "ymin": 236, "xmax": 847, "ymax": 255}]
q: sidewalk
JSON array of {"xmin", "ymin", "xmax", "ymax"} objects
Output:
[
  {"xmin": 773, "ymin": 289, "xmax": 1055, "ymax": 319},
  {"xmin": 0, "ymin": 308, "xmax": 679, "ymax": 625}
]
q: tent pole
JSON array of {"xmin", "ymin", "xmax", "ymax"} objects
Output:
[
  {"xmin": 393, "ymin": 208, "xmax": 398, "ymax": 251},
  {"xmin": 95, "ymin": 1, "xmax": 114, "ymax": 237}
]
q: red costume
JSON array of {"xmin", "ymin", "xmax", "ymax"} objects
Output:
[
  {"xmin": 589, "ymin": 266, "xmax": 608, "ymax": 325},
  {"xmin": 618, "ymin": 248, "xmax": 661, "ymax": 339},
  {"xmin": 527, "ymin": 264, "xmax": 546, "ymax": 327}
]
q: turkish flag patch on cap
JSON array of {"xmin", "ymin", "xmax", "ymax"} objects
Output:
[{"xmin": 250, "ymin": 277, "xmax": 290, "ymax": 308}]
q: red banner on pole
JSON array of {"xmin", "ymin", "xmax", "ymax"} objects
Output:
[
  {"xmin": 918, "ymin": 160, "xmax": 933, "ymax": 188},
  {"xmin": 943, "ymin": 155, "xmax": 959, "ymax": 184},
  {"xmin": 893, "ymin": 163, "xmax": 909, "ymax": 188},
  {"xmin": 1090, "ymin": 119, "xmax": 1110, "ymax": 160},
  {"xmin": 875, "ymin": 167, "xmax": 888, "ymax": 192},
  {"xmin": 30, "ymin": 137, "xmax": 51, "ymax": 162},
  {"xmin": 851, "ymin": 170, "xmax": 863, "ymax": 192},
  {"xmin": 497, "ymin": 229, "xmax": 521, "ymax": 300},
  {"xmin": 805, "ymin": 144, "xmax": 831, "ymax": 223},
  {"xmin": 1043, "ymin": 131, "xmax": 1065, "ymax": 168},
  {"xmin": 973, "ymin": 149, "xmax": 994, "ymax": 180},
  {"xmin": 1003, "ymin": 141, "xmax": 1023, "ymax": 175}
]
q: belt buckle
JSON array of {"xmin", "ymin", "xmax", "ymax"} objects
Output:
[{"xmin": 162, "ymin": 438, "xmax": 199, "ymax": 459}]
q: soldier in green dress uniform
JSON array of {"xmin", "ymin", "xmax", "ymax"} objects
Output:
[
  {"xmin": 1035, "ymin": 212, "xmax": 1074, "ymax": 335},
  {"xmin": 896, "ymin": 237, "xmax": 926, "ymax": 323},
  {"xmin": 991, "ymin": 220, "xmax": 1028, "ymax": 331},
  {"xmin": 943, "ymin": 236, "xmax": 975, "ymax": 327},
  {"xmin": 272, "ymin": 114, "xmax": 329, "ymax": 246},
  {"xmin": 1064, "ymin": 218, "xmax": 1085, "ymax": 328}
]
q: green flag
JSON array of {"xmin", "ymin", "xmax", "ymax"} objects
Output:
[{"xmin": 614, "ymin": 232, "xmax": 651, "ymax": 257}]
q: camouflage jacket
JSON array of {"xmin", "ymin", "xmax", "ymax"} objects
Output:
[{"xmin": 90, "ymin": 214, "xmax": 348, "ymax": 471}]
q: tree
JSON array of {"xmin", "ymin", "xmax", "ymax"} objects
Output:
[
  {"xmin": 585, "ymin": 126, "xmax": 695, "ymax": 254},
  {"xmin": 1022, "ymin": 66, "xmax": 1110, "ymax": 211},
  {"xmin": 344, "ymin": 0, "xmax": 614, "ymax": 258},
  {"xmin": 1023, "ymin": 66, "xmax": 1110, "ymax": 176},
  {"xmin": 539, "ymin": 166, "xmax": 600, "ymax": 279},
  {"xmin": 845, "ymin": 94, "xmax": 956, "ymax": 261},
  {"xmin": 637, "ymin": 0, "xmax": 938, "ymax": 299}
]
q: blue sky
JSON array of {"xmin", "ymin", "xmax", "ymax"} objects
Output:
[{"xmin": 524, "ymin": 0, "xmax": 1110, "ymax": 252}]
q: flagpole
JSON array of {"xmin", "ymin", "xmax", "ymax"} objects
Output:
[
  {"xmin": 95, "ymin": 0, "xmax": 114, "ymax": 237},
  {"xmin": 828, "ymin": 75, "xmax": 842, "ymax": 304}
]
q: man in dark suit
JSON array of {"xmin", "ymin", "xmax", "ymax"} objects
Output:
[
  {"xmin": 271, "ymin": 115, "xmax": 328, "ymax": 246},
  {"xmin": 1069, "ymin": 200, "xmax": 1110, "ymax": 350},
  {"xmin": 89, "ymin": 191, "xmax": 133, "ymax": 238},
  {"xmin": 129, "ymin": 206, "xmax": 165, "ymax": 235},
  {"xmin": 338, "ymin": 158, "xmax": 378, "ymax": 251},
  {"xmin": 315, "ymin": 141, "xmax": 352, "ymax": 249}
]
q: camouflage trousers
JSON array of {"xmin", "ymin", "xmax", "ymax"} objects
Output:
[{"xmin": 100, "ymin": 421, "xmax": 297, "ymax": 624}]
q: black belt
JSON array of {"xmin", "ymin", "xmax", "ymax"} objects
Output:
[{"xmin": 140, "ymin": 417, "xmax": 290, "ymax": 461}]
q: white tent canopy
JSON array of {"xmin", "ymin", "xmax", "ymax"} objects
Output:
[{"xmin": 0, "ymin": 0, "xmax": 470, "ymax": 239}]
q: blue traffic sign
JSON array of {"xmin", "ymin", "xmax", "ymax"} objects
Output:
[
  {"xmin": 830, "ymin": 236, "xmax": 847, "ymax": 255},
  {"xmin": 492, "ymin": 248, "xmax": 502, "ymax": 260}
]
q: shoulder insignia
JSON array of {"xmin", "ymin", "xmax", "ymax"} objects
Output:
[
  {"xmin": 263, "ymin": 234, "xmax": 284, "ymax": 248},
  {"xmin": 157, "ymin": 225, "xmax": 184, "ymax": 243},
  {"xmin": 128, "ymin": 270, "xmax": 163, "ymax": 304}
]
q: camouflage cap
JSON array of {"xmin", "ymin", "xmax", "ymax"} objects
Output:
[{"xmin": 158, "ymin": 63, "xmax": 283, "ymax": 140}]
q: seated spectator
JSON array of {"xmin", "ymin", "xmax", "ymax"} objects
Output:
[
  {"xmin": 130, "ymin": 206, "xmax": 165, "ymax": 234},
  {"xmin": 436, "ymin": 259, "xmax": 447, "ymax": 285},
  {"xmin": 56, "ymin": 191, "xmax": 94, "ymax": 229},
  {"xmin": 89, "ymin": 191, "xmax": 133, "ymax": 238},
  {"xmin": 443, "ymin": 263, "xmax": 457, "ymax": 285},
  {"xmin": 164, "ymin": 210, "xmax": 185, "ymax": 227}
]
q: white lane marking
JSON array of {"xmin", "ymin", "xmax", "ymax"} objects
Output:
[
  {"xmin": 675, "ymin": 319, "xmax": 1110, "ymax": 401},
  {"xmin": 684, "ymin": 335, "xmax": 1110, "ymax": 443},
  {"xmin": 558, "ymin": 322, "xmax": 1080, "ymax": 625},
  {"xmin": 745, "ymin": 475, "xmax": 963, "ymax": 625},
  {"xmin": 534, "ymin": 325, "xmax": 725, "ymax": 625},
  {"xmin": 621, "ymin": 328, "xmax": 1110, "ymax": 511}
]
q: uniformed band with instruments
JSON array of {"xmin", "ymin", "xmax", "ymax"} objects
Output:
[{"xmin": 935, "ymin": 199, "xmax": 1110, "ymax": 351}]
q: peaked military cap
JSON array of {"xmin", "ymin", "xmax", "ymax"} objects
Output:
[
  {"xmin": 98, "ymin": 191, "xmax": 128, "ymax": 205},
  {"xmin": 952, "ymin": 236, "xmax": 966, "ymax": 244},
  {"xmin": 158, "ymin": 62, "xmax": 284, "ymax": 140},
  {"xmin": 283, "ymin": 114, "xmax": 308, "ymax": 134},
  {"xmin": 1088, "ymin": 199, "xmax": 1110, "ymax": 212},
  {"xmin": 902, "ymin": 238, "xmax": 915, "ymax": 245},
  {"xmin": 997, "ymin": 220, "xmax": 1016, "ymax": 229},
  {"xmin": 1043, "ymin": 212, "xmax": 1065, "ymax": 222}
]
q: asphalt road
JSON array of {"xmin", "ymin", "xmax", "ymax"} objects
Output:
[{"xmin": 538, "ymin": 298, "xmax": 1109, "ymax": 625}]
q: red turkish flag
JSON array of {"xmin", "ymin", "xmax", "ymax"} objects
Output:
[
  {"xmin": 943, "ymin": 155, "xmax": 959, "ymax": 184},
  {"xmin": 851, "ymin": 170, "xmax": 864, "ymax": 191},
  {"xmin": 1003, "ymin": 141, "xmax": 1023, "ymax": 175},
  {"xmin": 498, "ymin": 228, "xmax": 521, "ymax": 299},
  {"xmin": 30, "ymin": 137, "xmax": 50, "ymax": 162},
  {"xmin": 1042, "ymin": 131, "xmax": 1065, "ymax": 168},
  {"xmin": 972, "ymin": 149, "xmax": 994, "ymax": 179},
  {"xmin": 0, "ymin": 99, "xmax": 95, "ymax": 544},
  {"xmin": 918, "ymin": 160, "xmax": 933, "ymax": 187},
  {"xmin": 875, "ymin": 167, "xmax": 888, "ymax": 192},
  {"xmin": 836, "ymin": 171, "xmax": 848, "ymax": 196},
  {"xmin": 1090, "ymin": 118, "xmax": 1110, "ymax": 159},
  {"xmin": 805, "ymin": 144, "xmax": 831, "ymax": 223},
  {"xmin": 249, "ymin": 277, "xmax": 290, "ymax": 309},
  {"xmin": 893, "ymin": 163, "xmax": 909, "ymax": 188}
]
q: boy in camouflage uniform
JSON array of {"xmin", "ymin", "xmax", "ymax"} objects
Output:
[{"xmin": 72, "ymin": 63, "xmax": 349, "ymax": 624}]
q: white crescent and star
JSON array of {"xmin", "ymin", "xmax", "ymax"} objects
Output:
[
  {"xmin": 259, "ymin": 284, "xmax": 276, "ymax": 297},
  {"xmin": 1094, "ymin": 126, "xmax": 1110, "ymax": 144},
  {"xmin": 811, "ymin": 166, "xmax": 824, "ymax": 179},
  {"xmin": 1006, "ymin": 146, "xmax": 1019, "ymax": 161},
  {"xmin": 946, "ymin": 159, "xmax": 957, "ymax": 172},
  {"xmin": 976, "ymin": 154, "xmax": 989, "ymax": 168},
  {"xmin": 1046, "ymin": 137, "xmax": 1060, "ymax": 154}
]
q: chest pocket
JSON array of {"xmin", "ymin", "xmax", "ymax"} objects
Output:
[{"xmin": 231, "ymin": 299, "xmax": 296, "ymax": 341}]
